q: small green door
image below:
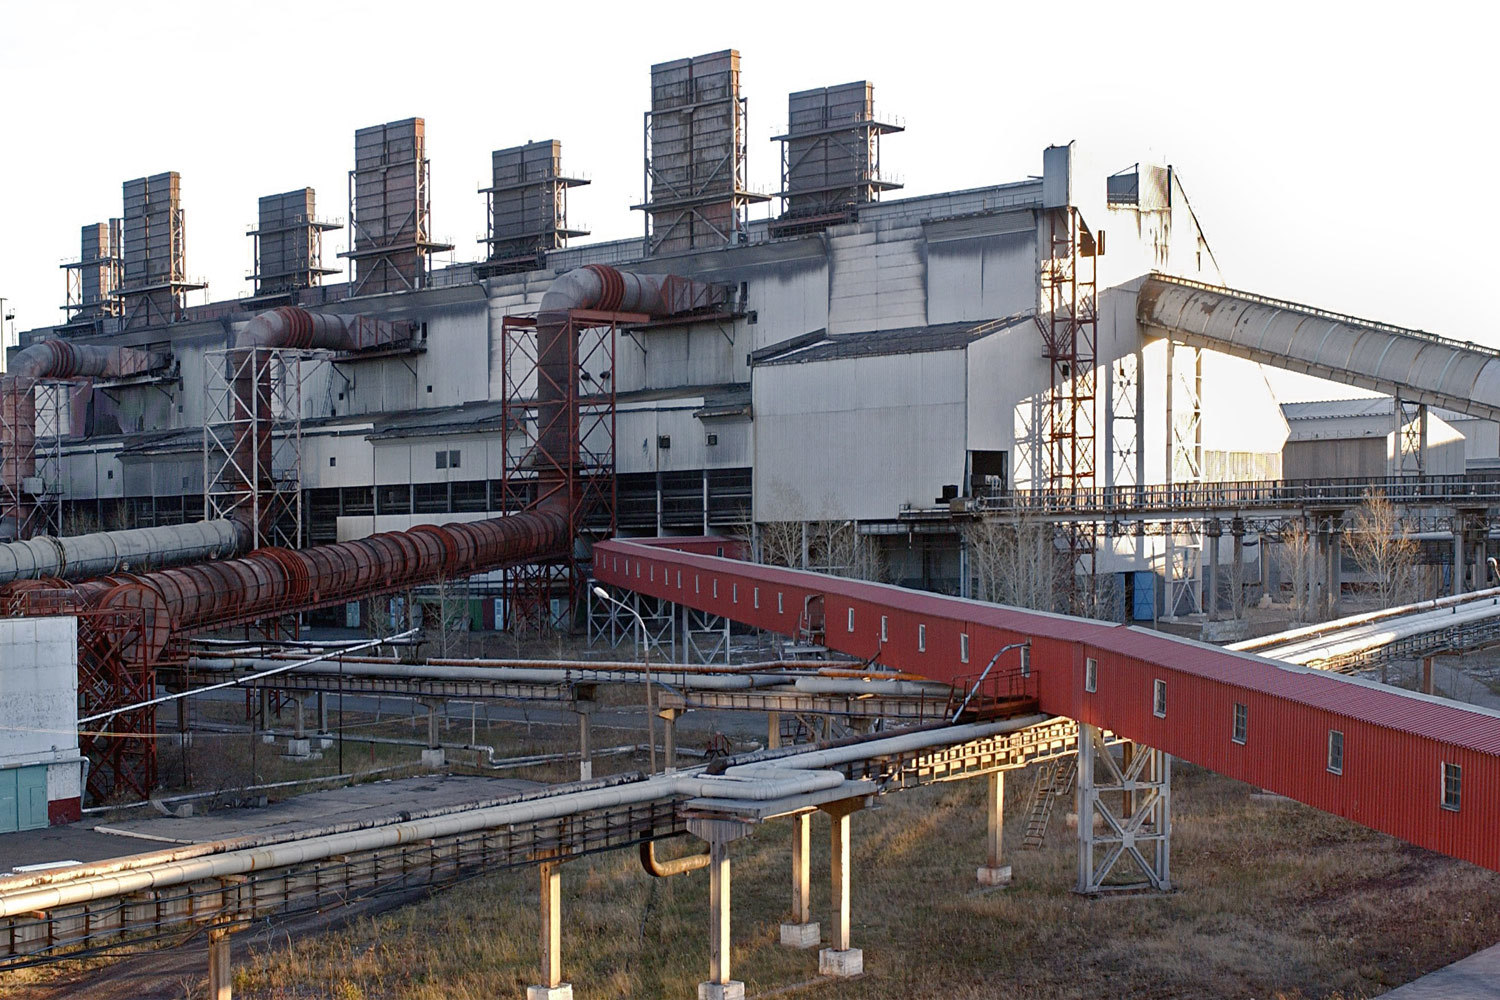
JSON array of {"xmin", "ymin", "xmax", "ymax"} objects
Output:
[{"xmin": 0, "ymin": 766, "xmax": 50, "ymax": 833}]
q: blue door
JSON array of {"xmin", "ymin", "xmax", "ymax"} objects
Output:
[{"xmin": 1132, "ymin": 572, "xmax": 1156, "ymax": 621}]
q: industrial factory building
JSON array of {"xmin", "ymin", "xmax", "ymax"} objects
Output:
[{"xmin": 5, "ymin": 49, "xmax": 1303, "ymax": 620}]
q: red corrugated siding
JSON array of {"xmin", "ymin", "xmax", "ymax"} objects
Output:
[{"xmin": 594, "ymin": 539, "xmax": 1500, "ymax": 871}]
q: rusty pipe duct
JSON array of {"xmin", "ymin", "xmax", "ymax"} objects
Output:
[
  {"xmin": 534, "ymin": 265, "xmax": 726, "ymax": 508},
  {"xmin": 1, "ymin": 341, "xmax": 166, "ymax": 539},
  {"xmin": 220, "ymin": 307, "xmax": 412, "ymax": 537},
  {"xmin": 639, "ymin": 838, "xmax": 711, "ymax": 877}
]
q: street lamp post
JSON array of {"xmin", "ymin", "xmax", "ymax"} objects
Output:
[{"xmin": 592, "ymin": 585, "xmax": 657, "ymax": 774}]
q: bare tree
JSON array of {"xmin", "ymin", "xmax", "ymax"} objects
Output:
[
  {"xmin": 1347, "ymin": 490, "xmax": 1417, "ymax": 607},
  {"xmin": 965, "ymin": 515, "xmax": 1064, "ymax": 611},
  {"xmin": 1283, "ymin": 519, "xmax": 1313, "ymax": 622},
  {"xmin": 753, "ymin": 484, "xmax": 885, "ymax": 582}
]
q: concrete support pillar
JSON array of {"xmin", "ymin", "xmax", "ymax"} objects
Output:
[
  {"xmin": 1475, "ymin": 529, "xmax": 1489, "ymax": 589},
  {"xmin": 1422, "ymin": 655, "xmax": 1436, "ymax": 695},
  {"xmin": 766, "ymin": 712, "xmax": 781, "ymax": 749},
  {"xmin": 976, "ymin": 770, "xmax": 1011, "ymax": 886},
  {"xmin": 317, "ymin": 692, "xmax": 328, "ymax": 733},
  {"xmin": 526, "ymin": 858, "xmax": 572, "ymax": 1000},
  {"xmin": 1206, "ymin": 519, "xmax": 1221, "ymax": 621},
  {"xmin": 1231, "ymin": 520, "xmax": 1246, "ymax": 620},
  {"xmin": 818, "ymin": 800, "xmax": 864, "ymax": 978},
  {"xmin": 658, "ymin": 707, "xmax": 682, "ymax": 773},
  {"xmin": 780, "ymin": 812, "xmax": 819, "ymax": 948},
  {"xmin": 293, "ymin": 698, "xmax": 306, "ymax": 739},
  {"xmin": 1326, "ymin": 522, "xmax": 1342, "ymax": 619},
  {"xmin": 258, "ymin": 688, "xmax": 270, "ymax": 732},
  {"xmin": 207, "ymin": 925, "xmax": 232, "ymax": 1000},
  {"xmin": 1453, "ymin": 521, "xmax": 1465, "ymax": 596},
  {"xmin": 688, "ymin": 817, "xmax": 753, "ymax": 1000},
  {"xmin": 420, "ymin": 698, "xmax": 445, "ymax": 768},
  {"xmin": 575, "ymin": 702, "xmax": 594, "ymax": 782}
]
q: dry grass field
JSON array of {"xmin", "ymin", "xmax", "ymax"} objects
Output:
[{"xmin": 227, "ymin": 762, "xmax": 1500, "ymax": 1000}]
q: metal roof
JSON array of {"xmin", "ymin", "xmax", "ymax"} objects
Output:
[{"xmin": 752, "ymin": 314, "xmax": 1029, "ymax": 367}]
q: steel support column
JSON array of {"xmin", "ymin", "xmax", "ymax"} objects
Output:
[
  {"xmin": 207, "ymin": 925, "xmax": 232, "ymax": 1000},
  {"xmin": 1076, "ymin": 724, "xmax": 1172, "ymax": 894},
  {"xmin": 688, "ymin": 817, "xmax": 754, "ymax": 1000}
]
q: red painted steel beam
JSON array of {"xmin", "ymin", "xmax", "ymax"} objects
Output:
[{"xmin": 594, "ymin": 538, "xmax": 1500, "ymax": 872}]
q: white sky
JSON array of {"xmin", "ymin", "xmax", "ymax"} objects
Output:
[{"xmin": 0, "ymin": 2, "xmax": 1494, "ymax": 403}]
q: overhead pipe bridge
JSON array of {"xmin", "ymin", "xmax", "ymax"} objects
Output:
[{"xmin": 594, "ymin": 537, "xmax": 1500, "ymax": 872}]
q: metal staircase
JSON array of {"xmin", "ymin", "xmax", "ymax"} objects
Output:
[{"xmin": 1021, "ymin": 754, "xmax": 1078, "ymax": 849}]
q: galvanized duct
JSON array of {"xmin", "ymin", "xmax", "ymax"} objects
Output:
[
  {"xmin": 0, "ymin": 520, "xmax": 247, "ymax": 585},
  {"xmin": 1137, "ymin": 274, "xmax": 1500, "ymax": 421}
]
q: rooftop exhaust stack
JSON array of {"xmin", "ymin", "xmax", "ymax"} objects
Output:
[
  {"xmin": 771, "ymin": 81, "xmax": 903, "ymax": 236},
  {"xmin": 117, "ymin": 172, "xmax": 206, "ymax": 328},
  {"xmin": 479, "ymin": 140, "xmax": 589, "ymax": 275},
  {"xmin": 248, "ymin": 188, "xmax": 339, "ymax": 300},
  {"xmin": 635, "ymin": 49, "xmax": 768, "ymax": 255},
  {"xmin": 61, "ymin": 222, "xmax": 123, "ymax": 324},
  {"xmin": 341, "ymin": 118, "xmax": 453, "ymax": 296}
]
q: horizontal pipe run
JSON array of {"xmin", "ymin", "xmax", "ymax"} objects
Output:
[
  {"xmin": 0, "ymin": 520, "xmax": 249, "ymax": 586},
  {"xmin": 0, "ymin": 717, "xmax": 1044, "ymax": 912}
]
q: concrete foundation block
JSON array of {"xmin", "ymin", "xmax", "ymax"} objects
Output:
[
  {"xmin": 976, "ymin": 864, "xmax": 1013, "ymax": 887},
  {"xmin": 315, "ymin": 735, "xmax": 335, "ymax": 750},
  {"xmin": 579, "ymin": 760, "xmax": 593, "ymax": 781},
  {"xmin": 283, "ymin": 738, "xmax": 313, "ymax": 759},
  {"xmin": 697, "ymin": 981, "xmax": 745, "ymax": 1000},
  {"xmin": 421, "ymin": 748, "xmax": 446, "ymax": 768},
  {"xmin": 525, "ymin": 985, "xmax": 573, "ymax": 1000},
  {"xmin": 261, "ymin": 733, "xmax": 276, "ymax": 745},
  {"xmin": 779, "ymin": 921, "xmax": 820, "ymax": 948},
  {"xmin": 819, "ymin": 947, "xmax": 863, "ymax": 978}
]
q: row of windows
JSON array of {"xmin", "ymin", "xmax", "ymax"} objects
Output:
[{"xmin": 1082, "ymin": 658, "xmax": 1465, "ymax": 812}]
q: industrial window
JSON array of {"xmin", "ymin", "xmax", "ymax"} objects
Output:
[
  {"xmin": 677, "ymin": 570, "xmax": 682, "ymax": 588},
  {"xmin": 880, "ymin": 615, "xmax": 888, "ymax": 643},
  {"xmin": 649, "ymin": 565, "xmax": 654, "ymax": 582},
  {"xmin": 1327, "ymin": 730, "xmax": 1344, "ymax": 775},
  {"xmin": 329, "ymin": 456, "xmax": 337, "ymax": 467},
  {"xmin": 448, "ymin": 450, "xmax": 460, "ymax": 468},
  {"xmin": 1153, "ymin": 679, "xmax": 1166, "ymax": 718},
  {"xmin": 712, "ymin": 580, "xmax": 718, "ymax": 598},
  {"xmin": 695, "ymin": 576, "xmax": 700, "ymax": 594},
  {"xmin": 960, "ymin": 633, "xmax": 970, "ymax": 664},
  {"xmin": 753, "ymin": 587, "xmax": 759, "ymax": 609},
  {"xmin": 777, "ymin": 592, "xmax": 783, "ymax": 614},
  {"xmin": 436, "ymin": 450, "xmax": 447, "ymax": 469},
  {"xmin": 1442, "ymin": 763, "xmax": 1462, "ymax": 811},
  {"xmin": 847, "ymin": 608, "xmax": 855, "ymax": 633},
  {"xmin": 732, "ymin": 583, "xmax": 738, "ymax": 603},
  {"xmin": 1085, "ymin": 658, "xmax": 1097, "ymax": 693},
  {"xmin": 1232, "ymin": 703, "xmax": 1248, "ymax": 744},
  {"xmin": 918, "ymin": 624, "xmax": 927, "ymax": 653},
  {"xmin": 1020, "ymin": 645, "xmax": 1031, "ymax": 677}
]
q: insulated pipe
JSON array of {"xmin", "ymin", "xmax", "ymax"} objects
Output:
[
  {"xmin": 0, "ymin": 717, "xmax": 1045, "ymax": 911},
  {"xmin": 0, "ymin": 519, "xmax": 247, "ymax": 585}
]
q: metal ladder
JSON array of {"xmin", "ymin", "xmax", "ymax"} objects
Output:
[{"xmin": 1021, "ymin": 755, "xmax": 1078, "ymax": 849}]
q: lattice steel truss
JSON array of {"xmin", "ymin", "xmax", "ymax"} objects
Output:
[
  {"xmin": 0, "ymin": 377, "xmax": 65, "ymax": 540},
  {"xmin": 203, "ymin": 348, "xmax": 318, "ymax": 549},
  {"xmin": 500, "ymin": 312, "xmax": 620, "ymax": 634},
  {"xmin": 1076, "ymin": 723, "xmax": 1172, "ymax": 894},
  {"xmin": 1396, "ymin": 395, "xmax": 1429, "ymax": 475},
  {"xmin": 1036, "ymin": 208, "xmax": 1100, "ymax": 611},
  {"xmin": 1164, "ymin": 340, "xmax": 1204, "ymax": 617},
  {"xmin": 587, "ymin": 588, "xmax": 677, "ymax": 661}
]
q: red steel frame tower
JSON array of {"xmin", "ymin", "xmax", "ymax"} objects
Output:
[{"xmin": 500, "ymin": 309, "xmax": 630, "ymax": 632}]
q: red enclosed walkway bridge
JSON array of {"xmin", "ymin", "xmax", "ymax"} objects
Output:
[{"xmin": 593, "ymin": 536, "xmax": 1500, "ymax": 873}]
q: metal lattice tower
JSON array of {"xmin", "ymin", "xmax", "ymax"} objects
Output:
[{"xmin": 1035, "ymin": 207, "xmax": 1100, "ymax": 610}]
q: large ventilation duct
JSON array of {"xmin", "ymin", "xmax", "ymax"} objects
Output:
[
  {"xmin": 1, "ymin": 342, "xmax": 166, "ymax": 539},
  {"xmin": 220, "ymin": 307, "xmax": 413, "ymax": 538},
  {"xmin": 51, "ymin": 507, "xmax": 570, "ymax": 664},
  {"xmin": 1138, "ymin": 274, "xmax": 1500, "ymax": 421},
  {"xmin": 534, "ymin": 265, "xmax": 725, "ymax": 507},
  {"xmin": 0, "ymin": 520, "xmax": 247, "ymax": 586}
]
